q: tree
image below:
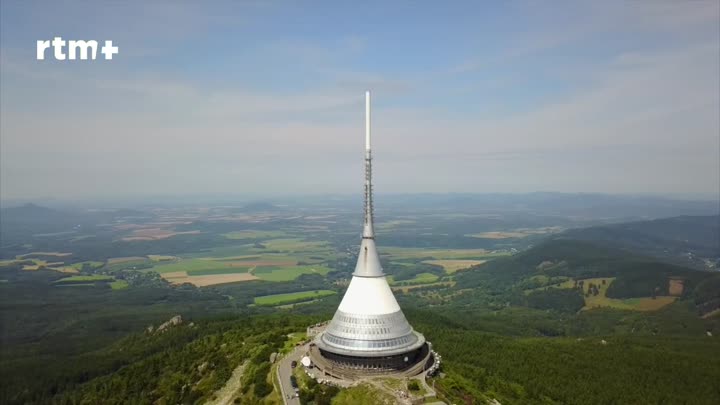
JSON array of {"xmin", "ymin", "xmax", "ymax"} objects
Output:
[{"xmin": 408, "ymin": 380, "xmax": 420, "ymax": 391}]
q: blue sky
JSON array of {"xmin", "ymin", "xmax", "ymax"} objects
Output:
[{"xmin": 1, "ymin": 1, "xmax": 718, "ymax": 200}]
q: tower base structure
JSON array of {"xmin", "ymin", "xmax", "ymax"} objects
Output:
[{"xmin": 309, "ymin": 337, "xmax": 434, "ymax": 380}]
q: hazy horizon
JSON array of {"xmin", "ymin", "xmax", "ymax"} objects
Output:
[
  {"xmin": 2, "ymin": 191, "xmax": 719, "ymax": 211},
  {"xmin": 1, "ymin": 1, "xmax": 719, "ymax": 200}
]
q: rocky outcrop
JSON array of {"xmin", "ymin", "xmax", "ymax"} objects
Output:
[{"xmin": 155, "ymin": 315, "xmax": 182, "ymax": 334}]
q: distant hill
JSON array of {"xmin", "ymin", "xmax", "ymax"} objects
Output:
[
  {"xmin": 457, "ymin": 239, "xmax": 708, "ymax": 288},
  {"xmin": 560, "ymin": 215, "xmax": 720, "ymax": 269},
  {"xmin": 0, "ymin": 203, "xmax": 77, "ymax": 224},
  {"xmin": 0, "ymin": 204, "xmax": 156, "ymax": 256},
  {"xmin": 454, "ymin": 238, "xmax": 718, "ymax": 315},
  {"xmin": 0, "ymin": 204, "xmax": 88, "ymax": 251},
  {"xmin": 380, "ymin": 192, "xmax": 719, "ymax": 220}
]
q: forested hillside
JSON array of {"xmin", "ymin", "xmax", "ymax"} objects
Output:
[
  {"xmin": 2, "ymin": 314, "xmax": 322, "ymax": 404},
  {"xmin": 562, "ymin": 215, "xmax": 720, "ymax": 269},
  {"xmin": 452, "ymin": 239, "xmax": 718, "ymax": 315},
  {"xmin": 421, "ymin": 321, "xmax": 720, "ymax": 404}
]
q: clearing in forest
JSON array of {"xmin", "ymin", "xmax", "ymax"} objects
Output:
[
  {"xmin": 161, "ymin": 271, "xmax": 259, "ymax": 287},
  {"xmin": 254, "ymin": 290, "xmax": 336, "ymax": 306},
  {"xmin": 528, "ymin": 277, "xmax": 678, "ymax": 312},
  {"xmin": 423, "ymin": 259, "xmax": 487, "ymax": 273},
  {"xmin": 387, "ymin": 273, "xmax": 439, "ymax": 285},
  {"xmin": 566, "ymin": 277, "xmax": 678, "ymax": 311}
]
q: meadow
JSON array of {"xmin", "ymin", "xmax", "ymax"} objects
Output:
[
  {"xmin": 528, "ymin": 277, "xmax": 679, "ymax": 311},
  {"xmin": 55, "ymin": 275, "xmax": 115, "ymax": 283},
  {"xmin": 153, "ymin": 258, "xmax": 248, "ymax": 274},
  {"xmin": 162, "ymin": 271, "xmax": 259, "ymax": 287},
  {"xmin": 223, "ymin": 230, "xmax": 288, "ymax": 239},
  {"xmin": 54, "ymin": 275, "xmax": 125, "ymax": 289},
  {"xmin": 387, "ymin": 272, "xmax": 439, "ymax": 285},
  {"xmin": 17, "ymin": 252, "xmax": 72, "ymax": 258},
  {"xmin": 253, "ymin": 265, "xmax": 331, "ymax": 282},
  {"xmin": 422, "ymin": 259, "xmax": 486, "ymax": 273},
  {"xmin": 146, "ymin": 235, "xmax": 338, "ymax": 286},
  {"xmin": 253, "ymin": 290, "xmax": 336, "ymax": 306},
  {"xmin": 109, "ymin": 280, "xmax": 130, "ymax": 290},
  {"xmin": 381, "ymin": 247, "xmax": 508, "ymax": 260}
]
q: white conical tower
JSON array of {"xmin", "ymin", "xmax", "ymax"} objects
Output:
[{"xmin": 317, "ymin": 91, "xmax": 425, "ymax": 359}]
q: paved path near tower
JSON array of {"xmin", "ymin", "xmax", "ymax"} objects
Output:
[{"xmin": 277, "ymin": 345, "xmax": 304, "ymax": 405}]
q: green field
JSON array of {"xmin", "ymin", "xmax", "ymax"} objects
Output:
[
  {"xmin": 55, "ymin": 275, "xmax": 114, "ymax": 283},
  {"xmin": 422, "ymin": 259, "xmax": 487, "ymax": 273},
  {"xmin": 253, "ymin": 290, "xmax": 336, "ymax": 306},
  {"xmin": 203, "ymin": 255, "xmax": 261, "ymax": 261},
  {"xmin": 187, "ymin": 267, "xmax": 251, "ymax": 276},
  {"xmin": 253, "ymin": 265, "xmax": 331, "ymax": 282},
  {"xmin": 204, "ymin": 253, "xmax": 308, "ymax": 263},
  {"xmin": 281, "ymin": 332, "xmax": 308, "ymax": 353},
  {"xmin": 181, "ymin": 236, "xmax": 337, "ymax": 263},
  {"xmin": 153, "ymin": 243, "xmax": 335, "ymax": 282},
  {"xmin": 153, "ymin": 258, "xmax": 245, "ymax": 274},
  {"xmin": 183, "ymin": 244, "xmax": 257, "ymax": 259},
  {"xmin": 261, "ymin": 238, "xmax": 332, "ymax": 252},
  {"xmin": 109, "ymin": 280, "xmax": 129, "ymax": 290},
  {"xmin": 388, "ymin": 272, "xmax": 439, "ymax": 285},
  {"xmin": 189, "ymin": 238, "xmax": 333, "ymax": 258},
  {"xmin": 382, "ymin": 247, "xmax": 509, "ymax": 260},
  {"xmin": 223, "ymin": 230, "xmax": 288, "ymax": 239}
]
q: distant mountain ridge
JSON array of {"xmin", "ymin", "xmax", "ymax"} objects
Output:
[
  {"xmin": 379, "ymin": 192, "xmax": 719, "ymax": 220},
  {"xmin": 0, "ymin": 203, "xmax": 74, "ymax": 223},
  {"xmin": 560, "ymin": 215, "xmax": 720, "ymax": 269}
]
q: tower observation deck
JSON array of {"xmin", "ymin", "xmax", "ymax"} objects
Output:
[{"xmin": 312, "ymin": 92, "xmax": 431, "ymax": 376}]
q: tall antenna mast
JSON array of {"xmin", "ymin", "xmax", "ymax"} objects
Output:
[{"xmin": 363, "ymin": 91, "xmax": 375, "ymax": 238}]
